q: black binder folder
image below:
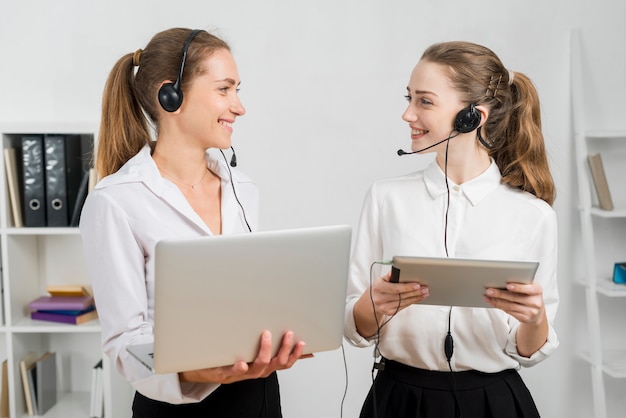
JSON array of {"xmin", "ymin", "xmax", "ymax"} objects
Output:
[
  {"xmin": 44, "ymin": 135, "xmax": 83, "ymax": 226},
  {"xmin": 21, "ymin": 135, "xmax": 46, "ymax": 227}
]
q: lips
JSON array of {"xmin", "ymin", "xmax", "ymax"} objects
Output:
[
  {"xmin": 219, "ymin": 120, "xmax": 233, "ymax": 128},
  {"xmin": 411, "ymin": 129, "xmax": 428, "ymax": 135}
]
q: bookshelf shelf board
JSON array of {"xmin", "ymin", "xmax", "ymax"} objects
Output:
[
  {"xmin": 11, "ymin": 317, "xmax": 101, "ymax": 333},
  {"xmin": 580, "ymin": 349, "xmax": 626, "ymax": 379},
  {"xmin": 585, "ymin": 130, "xmax": 626, "ymax": 140},
  {"xmin": 590, "ymin": 207, "xmax": 626, "ymax": 218},
  {"xmin": 596, "ymin": 278, "xmax": 626, "ymax": 297},
  {"xmin": 4, "ymin": 227, "xmax": 81, "ymax": 236},
  {"xmin": 26, "ymin": 390, "xmax": 91, "ymax": 418}
]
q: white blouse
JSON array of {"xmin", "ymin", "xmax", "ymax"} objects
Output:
[
  {"xmin": 344, "ymin": 160, "xmax": 559, "ymax": 373},
  {"xmin": 80, "ymin": 146, "xmax": 258, "ymax": 404}
]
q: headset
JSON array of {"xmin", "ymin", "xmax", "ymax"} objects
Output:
[
  {"xmin": 158, "ymin": 29, "xmax": 202, "ymax": 112},
  {"xmin": 453, "ymin": 103, "xmax": 481, "ymax": 133}
]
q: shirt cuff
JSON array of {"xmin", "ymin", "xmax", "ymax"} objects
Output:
[
  {"xmin": 505, "ymin": 323, "xmax": 559, "ymax": 367},
  {"xmin": 343, "ymin": 299, "xmax": 375, "ymax": 348}
]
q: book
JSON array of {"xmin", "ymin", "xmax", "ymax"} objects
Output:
[
  {"xmin": 587, "ymin": 153, "xmax": 614, "ymax": 210},
  {"xmin": 19, "ymin": 352, "xmax": 38, "ymax": 416},
  {"xmin": 35, "ymin": 352, "xmax": 57, "ymax": 414},
  {"xmin": 45, "ymin": 284, "xmax": 91, "ymax": 297},
  {"xmin": 29, "ymin": 294, "xmax": 94, "ymax": 311},
  {"xmin": 89, "ymin": 359, "xmax": 104, "ymax": 418},
  {"xmin": 1, "ymin": 359, "xmax": 8, "ymax": 417},
  {"xmin": 31, "ymin": 307, "xmax": 98, "ymax": 325},
  {"xmin": 21, "ymin": 135, "xmax": 47, "ymax": 227},
  {"xmin": 3, "ymin": 147, "xmax": 23, "ymax": 227}
]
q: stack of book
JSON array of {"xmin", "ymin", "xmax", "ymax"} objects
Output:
[
  {"xmin": 19, "ymin": 351, "xmax": 57, "ymax": 416},
  {"xmin": 28, "ymin": 285, "xmax": 98, "ymax": 325}
]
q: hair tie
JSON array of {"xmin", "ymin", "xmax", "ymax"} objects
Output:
[
  {"xmin": 508, "ymin": 69, "xmax": 515, "ymax": 85},
  {"xmin": 133, "ymin": 49, "xmax": 143, "ymax": 67}
]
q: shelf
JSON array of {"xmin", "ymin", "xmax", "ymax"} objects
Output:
[
  {"xmin": 575, "ymin": 277, "xmax": 626, "ymax": 297},
  {"xmin": 590, "ymin": 207, "xmax": 626, "ymax": 218},
  {"xmin": 586, "ymin": 130, "xmax": 626, "ymax": 140},
  {"xmin": 580, "ymin": 349, "xmax": 626, "ymax": 379},
  {"xmin": 3, "ymin": 227, "xmax": 81, "ymax": 236},
  {"xmin": 19, "ymin": 390, "xmax": 91, "ymax": 418},
  {"xmin": 596, "ymin": 278, "xmax": 626, "ymax": 297},
  {"xmin": 10, "ymin": 317, "xmax": 101, "ymax": 333}
]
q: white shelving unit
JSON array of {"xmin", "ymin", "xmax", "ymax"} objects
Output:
[
  {"xmin": 571, "ymin": 30, "xmax": 626, "ymax": 418},
  {"xmin": 0, "ymin": 123, "xmax": 133, "ymax": 417}
]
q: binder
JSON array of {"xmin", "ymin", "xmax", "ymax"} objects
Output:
[
  {"xmin": 35, "ymin": 352, "xmax": 57, "ymax": 415},
  {"xmin": 44, "ymin": 135, "xmax": 83, "ymax": 226},
  {"xmin": 21, "ymin": 136, "xmax": 46, "ymax": 227}
]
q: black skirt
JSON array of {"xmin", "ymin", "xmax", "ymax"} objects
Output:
[
  {"xmin": 132, "ymin": 372, "xmax": 281, "ymax": 418},
  {"xmin": 360, "ymin": 360, "xmax": 540, "ymax": 418}
]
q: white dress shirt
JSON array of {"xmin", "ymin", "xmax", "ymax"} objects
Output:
[
  {"xmin": 344, "ymin": 160, "xmax": 559, "ymax": 373},
  {"xmin": 80, "ymin": 145, "xmax": 258, "ymax": 403}
]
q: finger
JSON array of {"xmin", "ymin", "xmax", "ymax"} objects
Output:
[
  {"xmin": 273, "ymin": 331, "xmax": 295, "ymax": 366},
  {"xmin": 253, "ymin": 330, "xmax": 273, "ymax": 366}
]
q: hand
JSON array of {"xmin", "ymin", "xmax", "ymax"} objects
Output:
[
  {"xmin": 178, "ymin": 330, "xmax": 307, "ymax": 384},
  {"xmin": 484, "ymin": 282, "xmax": 545, "ymax": 325}
]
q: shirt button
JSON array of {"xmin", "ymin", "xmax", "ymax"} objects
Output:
[{"xmin": 453, "ymin": 186, "xmax": 460, "ymax": 192}]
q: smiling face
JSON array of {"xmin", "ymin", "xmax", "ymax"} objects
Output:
[
  {"xmin": 402, "ymin": 60, "xmax": 466, "ymax": 153},
  {"xmin": 176, "ymin": 48, "xmax": 245, "ymax": 150}
]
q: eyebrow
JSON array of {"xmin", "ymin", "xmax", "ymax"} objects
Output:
[
  {"xmin": 215, "ymin": 78, "xmax": 241, "ymax": 86},
  {"xmin": 407, "ymin": 87, "xmax": 437, "ymax": 96}
]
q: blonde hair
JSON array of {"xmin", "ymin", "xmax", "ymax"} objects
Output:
[
  {"xmin": 96, "ymin": 28, "xmax": 229, "ymax": 178},
  {"xmin": 421, "ymin": 41, "xmax": 556, "ymax": 205}
]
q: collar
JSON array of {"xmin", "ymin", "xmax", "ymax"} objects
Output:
[
  {"xmin": 95, "ymin": 145, "xmax": 233, "ymax": 195},
  {"xmin": 423, "ymin": 159, "xmax": 502, "ymax": 206}
]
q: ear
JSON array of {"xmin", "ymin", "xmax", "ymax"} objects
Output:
[
  {"xmin": 157, "ymin": 80, "xmax": 183, "ymax": 113},
  {"xmin": 475, "ymin": 105, "xmax": 489, "ymax": 127}
]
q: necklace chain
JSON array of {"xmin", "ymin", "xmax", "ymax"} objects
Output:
[{"xmin": 159, "ymin": 166, "xmax": 209, "ymax": 189}]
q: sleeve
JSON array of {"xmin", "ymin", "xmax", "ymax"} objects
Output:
[
  {"xmin": 80, "ymin": 190, "xmax": 219, "ymax": 403},
  {"xmin": 505, "ymin": 205, "xmax": 560, "ymax": 367},
  {"xmin": 344, "ymin": 184, "xmax": 387, "ymax": 347}
]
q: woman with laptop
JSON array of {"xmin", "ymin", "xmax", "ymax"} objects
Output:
[
  {"xmin": 80, "ymin": 28, "xmax": 306, "ymax": 417},
  {"xmin": 344, "ymin": 41, "xmax": 559, "ymax": 417}
]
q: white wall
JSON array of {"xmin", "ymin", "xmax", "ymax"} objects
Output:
[{"xmin": 2, "ymin": 0, "xmax": 625, "ymax": 417}]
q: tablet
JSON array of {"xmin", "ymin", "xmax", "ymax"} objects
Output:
[{"xmin": 389, "ymin": 256, "xmax": 539, "ymax": 308}]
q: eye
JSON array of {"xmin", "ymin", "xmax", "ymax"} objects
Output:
[
  {"xmin": 420, "ymin": 98, "xmax": 433, "ymax": 105},
  {"xmin": 404, "ymin": 94, "xmax": 412, "ymax": 102},
  {"xmin": 236, "ymin": 88, "xmax": 241, "ymax": 94}
]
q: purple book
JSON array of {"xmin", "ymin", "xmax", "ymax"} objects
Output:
[
  {"xmin": 28, "ymin": 295, "xmax": 94, "ymax": 311},
  {"xmin": 31, "ymin": 308, "xmax": 98, "ymax": 325}
]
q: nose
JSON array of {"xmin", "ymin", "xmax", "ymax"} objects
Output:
[
  {"xmin": 402, "ymin": 104, "xmax": 417, "ymax": 123},
  {"xmin": 231, "ymin": 95, "xmax": 246, "ymax": 117}
]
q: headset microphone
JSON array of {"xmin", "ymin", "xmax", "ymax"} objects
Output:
[{"xmin": 229, "ymin": 146, "xmax": 237, "ymax": 167}]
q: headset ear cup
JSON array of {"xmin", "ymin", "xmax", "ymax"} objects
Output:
[
  {"xmin": 158, "ymin": 83, "xmax": 183, "ymax": 112},
  {"xmin": 453, "ymin": 104, "xmax": 481, "ymax": 133}
]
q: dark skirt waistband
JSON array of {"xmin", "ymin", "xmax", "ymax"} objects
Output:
[{"xmin": 381, "ymin": 358, "xmax": 519, "ymax": 391}]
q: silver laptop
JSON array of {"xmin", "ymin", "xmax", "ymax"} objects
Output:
[
  {"xmin": 127, "ymin": 225, "xmax": 352, "ymax": 374},
  {"xmin": 390, "ymin": 256, "xmax": 539, "ymax": 308}
]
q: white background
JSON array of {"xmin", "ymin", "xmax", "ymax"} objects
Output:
[{"xmin": 1, "ymin": 0, "xmax": 625, "ymax": 417}]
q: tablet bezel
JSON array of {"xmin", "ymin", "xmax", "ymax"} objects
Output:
[{"xmin": 389, "ymin": 256, "xmax": 539, "ymax": 308}]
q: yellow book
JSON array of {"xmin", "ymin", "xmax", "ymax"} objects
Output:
[{"xmin": 45, "ymin": 284, "xmax": 91, "ymax": 297}]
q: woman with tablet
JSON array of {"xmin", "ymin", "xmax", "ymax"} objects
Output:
[
  {"xmin": 80, "ymin": 28, "xmax": 306, "ymax": 417},
  {"xmin": 344, "ymin": 41, "xmax": 559, "ymax": 418}
]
